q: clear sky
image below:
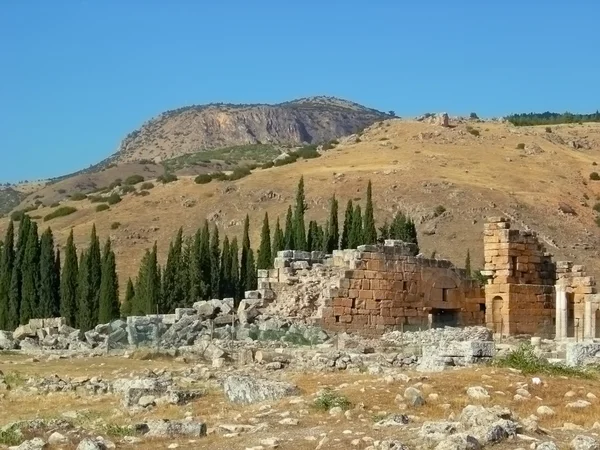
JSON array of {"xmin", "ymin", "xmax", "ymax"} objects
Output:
[{"xmin": 1, "ymin": 1, "xmax": 599, "ymax": 183}]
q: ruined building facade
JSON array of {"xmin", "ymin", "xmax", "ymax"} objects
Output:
[{"xmin": 259, "ymin": 217, "xmax": 600, "ymax": 341}]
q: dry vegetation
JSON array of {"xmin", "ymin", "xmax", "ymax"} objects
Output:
[{"xmin": 3, "ymin": 120, "xmax": 600, "ymax": 295}]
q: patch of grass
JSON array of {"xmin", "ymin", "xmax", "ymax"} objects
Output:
[
  {"xmin": 0, "ymin": 426, "xmax": 22, "ymax": 446},
  {"xmin": 157, "ymin": 173, "xmax": 178, "ymax": 184},
  {"xmin": 314, "ymin": 388, "xmax": 352, "ymax": 411},
  {"xmin": 50, "ymin": 202, "xmax": 60, "ymax": 208},
  {"xmin": 135, "ymin": 190, "xmax": 150, "ymax": 197},
  {"xmin": 124, "ymin": 174, "xmax": 144, "ymax": 185},
  {"xmin": 466, "ymin": 126, "xmax": 480, "ymax": 137},
  {"xmin": 57, "ymin": 189, "xmax": 66, "ymax": 194},
  {"xmin": 261, "ymin": 161, "xmax": 274, "ymax": 169},
  {"xmin": 493, "ymin": 344, "xmax": 595, "ymax": 378},
  {"xmin": 110, "ymin": 222, "xmax": 121, "ymax": 230},
  {"xmin": 70, "ymin": 192, "xmax": 87, "ymax": 201},
  {"xmin": 590, "ymin": 172, "xmax": 600, "ymax": 181},
  {"xmin": 2, "ymin": 371, "xmax": 25, "ymax": 388},
  {"xmin": 140, "ymin": 182, "xmax": 154, "ymax": 190},
  {"xmin": 227, "ymin": 166, "xmax": 252, "ymax": 181},
  {"xmin": 44, "ymin": 206, "xmax": 77, "ymax": 222},
  {"xmin": 109, "ymin": 179, "xmax": 122, "ymax": 189},
  {"xmin": 163, "ymin": 144, "xmax": 280, "ymax": 172},
  {"xmin": 104, "ymin": 424, "xmax": 136, "ymax": 437},
  {"xmin": 274, "ymin": 155, "xmax": 297, "ymax": 167},
  {"xmin": 88, "ymin": 195, "xmax": 108, "ymax": 203},
  {"xmin": 194, "ymin": 174, "xmax": 213, "ymax": 184},
  {"xmin": 120, "ymin": 185, "xmax": 136, "ymax": 194},
  {"xmin": 516, "ymin": 143, "xmax": 525, "ymax": 150},
  {"xmin": 96, "ymin": 204, "xmax": 110, "ymax": 212},
  {"xmin": 106, "ymin": 193, "xmax": 122, "ymax": 205},
  {"xmin": 294, "ymin": 145, "xmax": 321, "ymax": 159},
  {"xmin": 10, "ymin": 210, "xmax": 26, "ymax": 221}
]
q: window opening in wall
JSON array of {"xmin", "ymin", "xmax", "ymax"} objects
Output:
[
  {"xmin": 441, "ymin": 288, "xmax": 448, "ymax": 302},
  {"xmin": 511, "ymin": 256, "xmax": 517, "ymax": 277}
]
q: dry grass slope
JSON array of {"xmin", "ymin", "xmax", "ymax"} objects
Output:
[{"xmin": 2, "ymin": 119, "xmax": 600, "ymax": 295}]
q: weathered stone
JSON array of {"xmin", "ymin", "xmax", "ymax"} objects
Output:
[
  {"xmin": 112, "ymin": 378, "xmax": 169, "ymax": 408},
  {"xmin": 47, "ymin": 432, "xmax": 68, "ymax": 445},
  {"xmin": 75, "ymin": 439, "xmax": 102, "ymax": 450},
  {"xmin": 12, "ymin": 325, "xmax": 35, "ymax": 341},
  {"xmin": 570, "ymin": 436, "xmax": 600, "ymax": 450},
  {"xmin": 466, "ymin": 387, "xmax": 490, "ymax": 401},
  {"xmin": 10, "ymin": 438, "xmax": 48, "ymax": 450},
  {"xmin": 419, "ymin": 421, "xmax": 461, "ymax": 441},
  {"xmin": 136, "ymin": 420, "xmax": 206, "ymax": 438},
  {"xmin": 0, "ymin": 331, "xmax": 16, "ymax": 350},
  {"xmin": 404, "ymin": 387, "xmax": 425, "ymax": 406},
  {"xmin": 223, "ymin": 375, "xmax": 300, "ymax": 404}
]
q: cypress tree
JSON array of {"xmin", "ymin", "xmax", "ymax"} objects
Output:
[
  {"xmin": 87, "ymin": 225, "xmax": 102, "ymax": 326},
  {"xmin": 38, "ymin": 228, "xmax": 59, "ymax": 318},
  {"xmin": 60, "ymin": 230, "xmax": 78, "ymax": 327},
  {"xmin": 465, "ymin": 249, "xmax": 472, "ymax": 279},
  {"xmin": 199, "ymin": 221, "xmax": 211, "ymax": 300},
  {"xmin": 134, "ymin": 243, "xmax": 160, "ymax": 315},
  {"xmin": 283, "ymin": 206, "xmax": 294, "ymax": 250},
  {"xmin": 219, "ymin": 236, "xmax": 231, "ymax": 299},
  {"xmin": 257, "ymin": 212, "xmax": 272, "ymax": 270},
  {"xmin": 340, "ymin": 200, "xmax": 353, "ymax": 249},
  {"xmin": 240, "ymin": 215, "xmax": 251, "ymax": 296},
  {"xmin": 307, "ymin": 220, "xmax": 318, "ymax": 252},
  {"xmin": 349, "ymin": 205, "xmax": 363, "ymax": 248},
  {"xmin": 230, "ymin": 238, "xmax": 240, "ymax": 303},
  {"xmin": 0, "ymin": 221, "xmax": 15, "ymax": 330},
  {"xmin": 98, "ymin": 239, "xmax": 119, "ymax": 323},
  {"xmin": 245, "ymin": 248, "xmax": 257, "ymax": 292},
  {"xmin": 363, "ymin": 180, "xmax": 377, "ymax": 244},
  {"xmin": 210, "ymin": 225, "xmax": 220, "ymax": 298},
  {"xmin": 20, "ymin": 221, "xmax": 40, "ymax": 323},
  {"xmin": 327, "ymin": 195, "xmax": 339, "ymax": 252},
  {"xmin": 162, "ymin": 228, "xmax": 183, "ymax": 312},
  {"xmin": 178, "ymin": 237, "xmax": 191, "ymax": 308},
  {"xmin": 315, "ymin": 223, "xmax": 325, "ymax": 251},
  {"xmin": 77, "ymin": 250, "xmax": 93, "ymax": 330},
  {"xmin": 54, "ymin": 247, "xmax": 61, "ymax": 302},
  {"xmin": 189, "ymin": 228, "xmax": 202, "ymax": 303},
  {"xmin": 8, "ymin": 263, "xmax": 21, "ymax": 330},
  {"xmin": 379, "ymin": 221, "xmax": 390, "ymax": 240},
  {"xmin": 271, "ymin": 217, "xmax": 284, "ymax": 261},
  {"xmin": 121, "ymin": 278, "xmax": 135, "ymax": 317},
  {"xmin": 293, "ymin": 177, "xmax": 307, "ymax": 250}
]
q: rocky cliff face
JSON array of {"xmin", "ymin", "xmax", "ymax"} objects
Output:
[{"xmin": 114, "ymin": 96, "xmax": 391, "ymax": 163}]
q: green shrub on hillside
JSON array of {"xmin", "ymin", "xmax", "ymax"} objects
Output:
[
  {"xmin": 107, "ymin": 193, "xmax": 122, "ymax": 205},
  {"xmin": 195, "ymin": 174, "xmax": 213, "ymax": 184},
  {"xmin": 227, "ymin": 166, "xmax": 251, "ymax": 181},
  {"xmin": 96, "ymin": 204, "xmax": 110, "ymax": 212},
  {"xmin": 140, "ymin": 182, "xmax": 154, "ymax": 190},
  {"xmin": 157, "ymin": 173, "xmax": 178, "ymax": 184},
  {"xmin": 516, "ymin": 143, "xmax": 526, "ymax": 150},
  {"xmin": 466, "ymin": 126, "xmax": 480, "ymax": 136},
  {"xmin": 10, "ymin": 210, "xmax": 25, "ymax": 222},
  {"xmin": 70, "ymin": 192, "xmax": 87, "ymax": 201},
  {"xmin": 261, "ymin": 161, "xmax": 274, "ymax": 169},
  {"xmin": 120, "ymin": 185, "xmax": 136, "ymax": 194},
  {"xmin": 124, "ymin": 174, "xmax": 144, "ymax": 185},
  {"xmin": 110, "ymin": 222, "xmax": 121, "ymax": 230},
  {"xmin": 109, "ymin": 179, "xmax": 122, "ymax": 189},
  {"xmin": 590, "ymin": 172, "xmax": 600, "ymax": 181},
  {"xmin": 44, "ymin": 206, "xmax": 77, "ymax": 222}
]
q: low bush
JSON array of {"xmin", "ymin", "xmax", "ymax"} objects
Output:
[
  {"xmin": 124, "ymin": 174, "xmax": 144, "ymax": 185},
  {"xmin": 433, "ymin": 205, "xmax": 446, "ymax": 217},
  {"xmin": 120, "ymin": 185, "xmax": 136, "ymax": 194},
  {"xmin": 140, "ymin": 182, "xmax": 154, "ymax": 190},
  {"xmin": 212, "ymin": 171, "xmax": 227, "ymax": 181},
  {"xmin": 545, "ymin": 126, "xmax": 552, "ymax": 133},
  {"xmin": 593, "ymin": 202, "xmax": 600, "ymax": 213},
  {"xmin": 70, "ymin": 192, "xmax": 87, "ymax": 201},
  {"xmin": 50, "ymin": 202, "xmax": 60, "ymax": 208},
  {"xmin": 294, "ymin": 145, "xmax": 320, "ymax": 159},
  {"xmin": 157, "ymin": 173, "xmax": 178, "ymax": 184},
  {"xmin": 590, "ymin": 172, "xmax": 600, "ymax": 181},
  {"xmin": 194, "ymin": 174, "xmax": 213, "ymax": 184},
  {"xmin": 57, "ymin": 189, "xmax": 66, "ymax": 194},
  {"xmin": 107, "ymin": 193, "xmax": 122, "ymax": 205},
  {"xmin": 110, "ymin": 222, "xmax": 121, "ymax": 230},
  {"xmin": 10, "ymin": 210, "xmax": 25, "ymax": 221},
  {"xmin": 136, "ymin": 190, "xmax": 150, "ymax": 196},
  {"xmin": 493, "ymin": 344, "xmax": 594, "ymax": 378},
  {"xmin": 313, "ymin": 388, "xmax": 352, "ymax": 411},
  {"xmin": 0, "ymin": 426, "xmax": 21, "ymax": 446},
  {"xmin": 261, "ymin": 161, "xmax": 274, "ymax": 169},
  {"xmin": 44, "ymin": 206, "xmax": 77, "ymax": 222},
  {"xmin": 466, "ymin": 126, "xmax": 480, "ymax": 136},
  {"xmin": 227, "ymin": 166, "xmax": 252, "ymax": 181},
  {"xmin": 274, "ymin": 154, "xmax": 298, "ymax": 167},
  {"xmin": 95, "ymin": 204, "xmax": 109, "ymax": 212},
  {"xmin": 516, "ymin": 143, "xmax": 526, "ymax": 150},
  {"xmin": 108, "ymin": 179, "xmax": 122, "ymax": 189}
]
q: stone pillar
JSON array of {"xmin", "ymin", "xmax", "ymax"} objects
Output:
[
  {"xmin": 584, "ymin": 300, "xmax": 593, "ymax": 341},
  {"xmin": 555, "ymin": 287, "xmax": 567, "ymax": 340}
]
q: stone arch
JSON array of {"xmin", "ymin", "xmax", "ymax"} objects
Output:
[
  {"xmin": 491, "ymin": 295, "xmax": 505, "ymax": 335},
  {"xmin": 423, "ymin": 272, "xmax": 464, "ymax": 308}
]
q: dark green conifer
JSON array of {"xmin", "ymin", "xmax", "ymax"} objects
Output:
[
  {"xmin": 0, "ymin": 221, "xmax": 15, "ymax": 330},
  {"xmin": 121, "ymin": 277, "xmax": 135, "ymax": 317},
  {"xmin": 20, "ymin": 221, "xmax": 40, "ymax": 323},
  {"xmin": 199, "ymin": 221, "xmax": 211, "ymax": 300},
  {"xmin": 349, "ymin": 205, "xmax": 363, "ymax": 248},
  {"xmin": 229, "ymin": 238, "xmax": 240, "ymax": 303},
  {"xmin": 283, "ymin": 206, "xmax": 294, "ymax": 250},
  {"xmin": 327, "ymin": 195, "xmax": 339, "ymax": 252},
  {"xmin": 98, "ymin": 239, "xmax": 119, "ymax": 323},
  {"xmin": 38, "ymin": 227, "xmax": 59, "ymax": 318},
  {"xmin": 178, "ymin": 237, "xmax": 191, "ymax": 308},
  {"xmin": 340, "ymin": 200, "xmax": 353, "ymax": 249},
  {"xmin": 210, "ymin": 225, "xmax": 220, "ymax": 298},
  {"xmin": 162, "ymin": 227, "xmax": 183, "ymax": 312},
  {"xmin": 77, "ymin": 250, "xmax": 91, "ymax": 330},
  {"xmin": 245, "ymin": 248, "xmax": 257, "ymax": 292},
  {"xmin": 240, "ymin": 215, "xmax": 251, "ymax": 296},
  {"xmin": 219, "ymin": 236, "xmax": 231, "ymax": 299},
  {"xmin": 271, "ymin": 217, "xmax": 284, "ymax": 261},
  {"xmin": 363, "ymin": 181, "xmax": 377, "ymax": 244},
  {"xmin": 189, "ymin": 228, "xmax": 202, "ymax": 302},
  {"xmin": 465, "ymin": 249, "xmax": 472, "ymax": 279},
  {"xmin": 60, "ymin": 230, "xmax": 78, "ymax": 327},
  {"xmin": 87, "ymin": 225, "xmax": 102, "ymax": 326},
  {"xmin": 257, "ymin": 213, "xmax": 272, "ymax": 270},
  {"xmin": 293, "ymin": 177, "xmax": 307, "ymax": 250}
]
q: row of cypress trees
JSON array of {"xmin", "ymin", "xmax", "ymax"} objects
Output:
[
  {"xmin": 0, "ymin": 216, "xmax": 119, "ymax": 331},
  {"xmin": 0, "ymin": 177, "xmax": 418, "ymax": 330}
]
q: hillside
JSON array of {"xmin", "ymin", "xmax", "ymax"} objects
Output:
[
  {"xmin": 113, "ymin": 96, "xmax": 392, "ymax": 163},
  {"xmin": 2, "ymin": 118, "xmax": 600, "ymax": 294}
]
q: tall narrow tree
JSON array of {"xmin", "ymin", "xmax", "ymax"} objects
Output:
[
  {"xmin": 162, "ymin": 227, "xmax": 183, "ymax": 312},
  {"xmin": 379, "ymin": 221, "xmax": 390, "ymax": 240},
  {"xmin": 240, "ymin": 215, "xmax": 251, "ymax": 296},
  {"xmin": 60, "ymin": 230, "xmax": 78, "ymax": 327},
  {"xmin": 98, "ymin": 239, "xmax": 119, "ymax": 323},
  {"xmin": 210, "ymin": 225, "xmax": 221, "ymax": 298},
  {"xmin": 283, "ymin": 206, "xmax": 294, "ymax": 250},
  {"xmin": 38, "ymin": 227, "xmax": 59, "ymax": 318},
  {"xmin": 293, "ymin": 177, "xmax": 307, "ymax": 250},
  {"xmin": 307, "ymin": 220, "xmax": 318, "ymax": 251},
  {"xmin": 229, "ymin": 238, "xmax": 240, "ymax": 303},
  {"xmin": 349, "ymin": 204, "xmax": 363, "ymax": 248},
  {"xmin": 0, "ymin": 221, "xmax": 15, "ymax": 330},
  {"xmin": 245, "ymin": 248, "xmax": 257, "ymax": 292},
  {"xmin": 8, "ymin": 263, "xmax": 21, "ymax": 330},
  {"xmin": 134, "ymin": 243, "xmax": 160, "ymax": 315},
  {"xmin": 199, "ymin": 221, "xmax": 211, "ymax": 300},
  {"xmin": 363, "ymin": 181, "xmax": 377, "ymax": 244},
  {"xmin": 20, "ymin": 221, "xmax": 40, "ymax": 323},
  {"xmin": 340, "ymin": 200, "xmax": 354, "ymax": 249},
  {"xmin": 188, "ymin": 228, "xmax": 202, "ymax": 303},
  {"xmin": 121, "ymin": 278, "xmax": 135, "ymax": 317},
  {"xmin": 465, "ymin": 249, "xmax": 472, "ymax": 279},
  {"xmin": 77, "ymin": 250, "xmax": 92, "ymax": 330},
  {"xmin": 219, "ymin": 236, "xmax": 231, "ymax": 299},
  {"xmin": 271, "ymin": 217, "xmax": 284, "ymax": 261},
  {"xmin": 327, "ymin": 195, "xmax": 339, "ymax": 252},
  {"xmin": 257, "ymin": 212, "xmax": 272, "ymax": 270},
  {"xmin": 178, "ymin": 237, "xmax": 191, "ymax": 308},
  {"xmin": 87, "ymin": 225, "xmax": 102, "ymax": 326}
]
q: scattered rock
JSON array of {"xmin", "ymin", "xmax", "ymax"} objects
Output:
[
  {"xmin": 466, "ymin": 387, "xmax": 490, "ymax": 401},
  {"xmin": 223, "ymin": 376, "xmax": 300, "ymax": 404},
  {"xmin": 570, "ymin": 436, "xmax": 600, "ymax": 450}
]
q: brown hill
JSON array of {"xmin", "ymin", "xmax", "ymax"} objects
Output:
[{"xmin": 2, "ymin": 118, "xmax": 600, "ymax": 295}]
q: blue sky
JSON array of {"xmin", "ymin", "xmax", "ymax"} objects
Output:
[{"xmin": 1, "ymin": 1, "xmax": 599, "ymax": 183}]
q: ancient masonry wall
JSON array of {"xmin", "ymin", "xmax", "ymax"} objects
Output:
[{"xmin": 259, "ymin": 242, "xmax": 485, "ymax": 335}]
